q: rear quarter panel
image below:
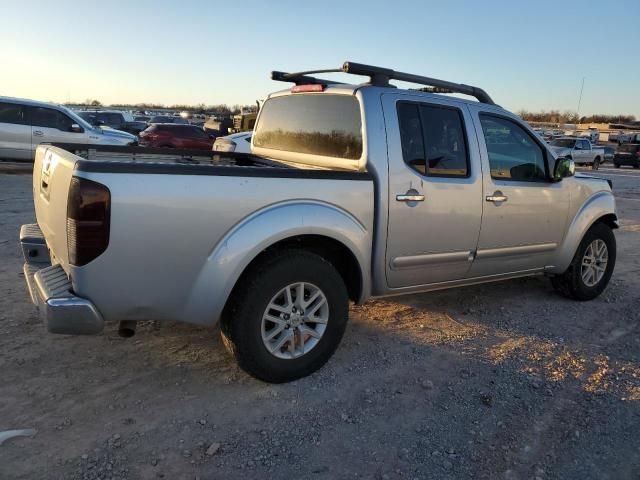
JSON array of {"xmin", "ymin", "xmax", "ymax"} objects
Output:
[{"xmin": 70, "ymin": 171, "xmax": 374, "ymax": 326}]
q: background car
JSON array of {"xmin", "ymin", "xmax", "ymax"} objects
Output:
[
  {"xmin": 0, "ymin": 97, "xmax": 136, "ymax": 161},
  {"xmin": 148, "ymin": 115, "xmax": 189, "ymax": 125},
  {"xmin": 212, "ymin": 131, "xmax": 252, "ymax": 153},
  {"xmin": 613, "ymin": 143, "xmax": 640, "ymax": 168},
  {"xmin": 138, "ymin": 124, "xmax": 215, "ymax": 150},
  {"xmin": 77, "ymin": 110, "xmax": 147, "ymax": 135}
]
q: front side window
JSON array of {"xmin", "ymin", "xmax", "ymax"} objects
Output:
[
  {"xmin": 480, "ymin": 115, "xmax": 548, "ymax": 182},
  {"xmin": 397, "ymin": 102, "xmax": 469, "ymax": 177},
  {"xmin": 30, "ymin": 107, "xmax": 73, "ymax": 131},
  {"xmin": 253, "ymin": 94, "xmax": 363, "ymax": 160},
  {"xmin": 0, "ymin": 102, "xmax": 26, "ymax": 124}
]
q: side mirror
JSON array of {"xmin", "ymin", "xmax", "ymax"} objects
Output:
[
  {"xmin": 553, "ymin": 157, "xmax": 575, "ymax": 181},
  {"xmin": 70, "ymin": 123, "xmax": 83, "ymax": 133}
]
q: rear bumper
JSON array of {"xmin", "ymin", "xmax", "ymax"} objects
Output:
[{"xmin": 20, "ymin": 223, "xmax": 104, "ymax": 335}]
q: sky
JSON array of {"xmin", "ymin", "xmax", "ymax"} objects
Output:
[{"xmin": 2, "ymin": 0, "xmax": 639, "ymax": 116}]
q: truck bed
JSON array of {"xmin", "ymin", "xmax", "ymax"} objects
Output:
[
  {"xmin": 51, "ymin": 143, "xmax": 369, "ymax": 180},
  {"xmin": 31, "ymin": 143, "xmax": 374, "ymax": 327}
]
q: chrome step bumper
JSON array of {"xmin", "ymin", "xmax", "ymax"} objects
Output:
[{"xmin": 21, "ymin": 224, "xmax": 104, "ymax": 335}]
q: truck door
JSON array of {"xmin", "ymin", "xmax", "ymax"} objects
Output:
[
  {"xmin": 383, "ymin": 94, "xmax": 483, "ymax": 288},
  {"xmin": 468, "ymin": 111, "xmax": 569, "ymax": 277},
  {"xmin": 28, "ymin": 106, "xmax": 87, "ymax": 153}
]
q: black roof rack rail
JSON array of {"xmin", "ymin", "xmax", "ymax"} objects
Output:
[{"xmin": 271, "ymin": 60, "xmax": 495, "ymax": 105}]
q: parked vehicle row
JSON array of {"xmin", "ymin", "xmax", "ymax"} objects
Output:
[
  {"xmin": 77, "ymin": 110, "xmax": 148, "ymax": 135},
  {"xmin": 22, "ymin": 62, "xmax": 617, "ymax": 383},
  {"xmin": 0, "ymin": 97, "xmax": 137, "ymax": 161}
]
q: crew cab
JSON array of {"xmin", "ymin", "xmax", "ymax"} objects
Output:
[
  {"xmin": 549, "ymin": 137, "xmax": 605, "ymax": 169},
  {"xmin": 21, "ymin": 62, "xmax": 618, "ymax": 383}
]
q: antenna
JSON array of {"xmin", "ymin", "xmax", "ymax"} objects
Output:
[{"xmin": 576, "ymin": 77, "xmax": 585, "ymax": 120}]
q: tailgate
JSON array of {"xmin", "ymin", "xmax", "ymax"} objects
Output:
[{"xmin": 33, "ymin": 145, "xmax": 78, "ymax": 272}]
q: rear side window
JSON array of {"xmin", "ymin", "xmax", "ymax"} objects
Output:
[
  {"xmin": 479, "ymin": 115, "xmax": 548, "ymax": 182},
  {"xmin": 0, "ymin": 102, "xmax": 27, "ymax": 124},
  {"xmin": 30, "ymin": 107, "xmax": 74, "ymax": 131},
  {"xmin": 397, "ymin": 102, "xmax": 469, "ymax": 177},
  {"xmin": 253, "ymin": 94, "xmax": 362, "ymax": 159}
]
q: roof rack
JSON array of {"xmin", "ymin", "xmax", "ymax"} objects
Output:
[{"xmin": 271, "ymin": 61, "xmax": 495, "ymax": 105}]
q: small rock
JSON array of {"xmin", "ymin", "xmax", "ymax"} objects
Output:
[
  {"xmin": 421, "ymin": 380, "xmax": 434, "ymax": 390},
  {"xmin": 206, "ymin": 442, "xmax": 221, "ymax": 456},
  {"xmin": 199, "ymin": 419, "xmax": 207, "ymax": 425}
]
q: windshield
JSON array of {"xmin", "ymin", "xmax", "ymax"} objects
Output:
[
  {"xmin": 550, "ymin": 139, "xmax": 576, "ymax": 148},
  {"xmin": 63, "ymin": 107, "xmax": 95, "ymax": 130}
]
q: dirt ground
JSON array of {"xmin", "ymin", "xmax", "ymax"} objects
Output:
[{"xmin": 1, "ymin": 166, "xmax": 639, "ymax": 480}]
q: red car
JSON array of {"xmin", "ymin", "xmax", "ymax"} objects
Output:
[{"xmin": 138, "ymin": 124, "xmax": 215, "ymax": 150}]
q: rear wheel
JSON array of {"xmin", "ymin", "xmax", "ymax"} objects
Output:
[
  {"xmin": 592, "ymin": 157, "xmax": 600, "ymax": 170},
  {"xmin": 614, "ymin": 163, "xmax": 621, "ymax": 168},
  {"xmin": 551, "ymin": 222, "xmax": 616, "ymax": 301},
  {"xmin": 221, "ymin": 250, "xmax": 349, "ymax": 383}
]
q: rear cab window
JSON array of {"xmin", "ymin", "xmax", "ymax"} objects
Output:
[
  {"xmin": 397, "ymin": 102, "xmax": 469, "ymax": 177},
  {"xmin": 253, "ymin": 93, "xmax": 363, "ymax": 170}
]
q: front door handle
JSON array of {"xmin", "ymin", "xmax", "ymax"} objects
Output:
[
  {"xmin": 33, "ymin": 130, "xmax": 44, "ymax": 137},
  {"xmin": 486, "ymin": 191, "xmax": 508, "ymax": 203},
  {"xmin": 396, "ymin": 193, "xmax": 425, "ymax": 202}
]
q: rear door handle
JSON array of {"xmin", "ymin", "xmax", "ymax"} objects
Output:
[
  {"xmin": 396, "ymin": 194, "xmax": 425, "ymax": 202},
  {"xmin": 33, "ymin": 130, "xmax": 44, "ymax": 137}
]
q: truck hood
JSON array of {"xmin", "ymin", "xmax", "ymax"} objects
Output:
[
  {"xmin": 95, "ymin": 127, "xmax": 136, "ymax": 141},
  {"xmin": 575, "ymin": 172, "xmax": 612, "ymax": 189},
  {"xmin": 550, "ymin": 146, "xmax": 572, "ymax": 157}
]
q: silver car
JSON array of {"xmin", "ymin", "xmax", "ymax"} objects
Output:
[{"xmin": 0, "ymin": 97, "xmax": 136, "ymax": 161}]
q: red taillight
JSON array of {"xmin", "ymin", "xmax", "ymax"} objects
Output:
[
  {"xmin": 291, "ymin": 84, "xmax": 325, "ymax": 93},
  {"xmin": 67, "ymin": 177, "xmax": 110, "ymax": 266}
]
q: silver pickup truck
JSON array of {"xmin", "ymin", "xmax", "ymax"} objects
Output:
[
  {"xmin": 549, "ymin": 137, "xmax": 605, "ymax": 169},
  {"xmin": 21, "ymin": 62, "xmax": 618, "ymax": 383}
]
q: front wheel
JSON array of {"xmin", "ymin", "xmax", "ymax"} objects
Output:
[
  {"xmin": 221, "ymin": 250, "xmax": 349, "ymax": 383},
  {"xmin": 551, "ymin": 222, "xmax": 616, "ymax": 301}
]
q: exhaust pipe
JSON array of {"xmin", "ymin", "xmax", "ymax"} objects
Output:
[{"xmin": 118, "ymin": 320, "xmax": 137, "ymax": 338}]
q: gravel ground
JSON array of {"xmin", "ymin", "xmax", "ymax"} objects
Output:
[{"xmin": 1, "ymin": 167, "xmax": 639, "ymax": 480}]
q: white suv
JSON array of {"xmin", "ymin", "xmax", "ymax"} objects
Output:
[{"xmin": 0, "ymin": 97, "xmax": 137, "ymax": 161}]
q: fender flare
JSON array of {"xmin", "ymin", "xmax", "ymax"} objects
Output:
[
  {"xmin": 182, "ymin": 201, "xmax": 371, "ymax": 325},
  {"xmin": 551, "ymin": 191, "xmax": 617, "ymax": 273}
]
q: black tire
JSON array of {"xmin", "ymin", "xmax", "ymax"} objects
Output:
[
  {"xmin": 592, "ymin": 157, "xmax": 600, "ymax": 170},
  {"xmin": 221, "ymin": 250, "xmax": 349, "ymax": 383},
  {"xmin": 551, "ymin": 222, "xmax": 616, "ymax": 301},
  {"xmin": 614, "ymin": 163, "xmax": 620, "ymax": 168},
  {"xmin": 634, "ymin": 163, "xmax": 639, "ymax": 169}
]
